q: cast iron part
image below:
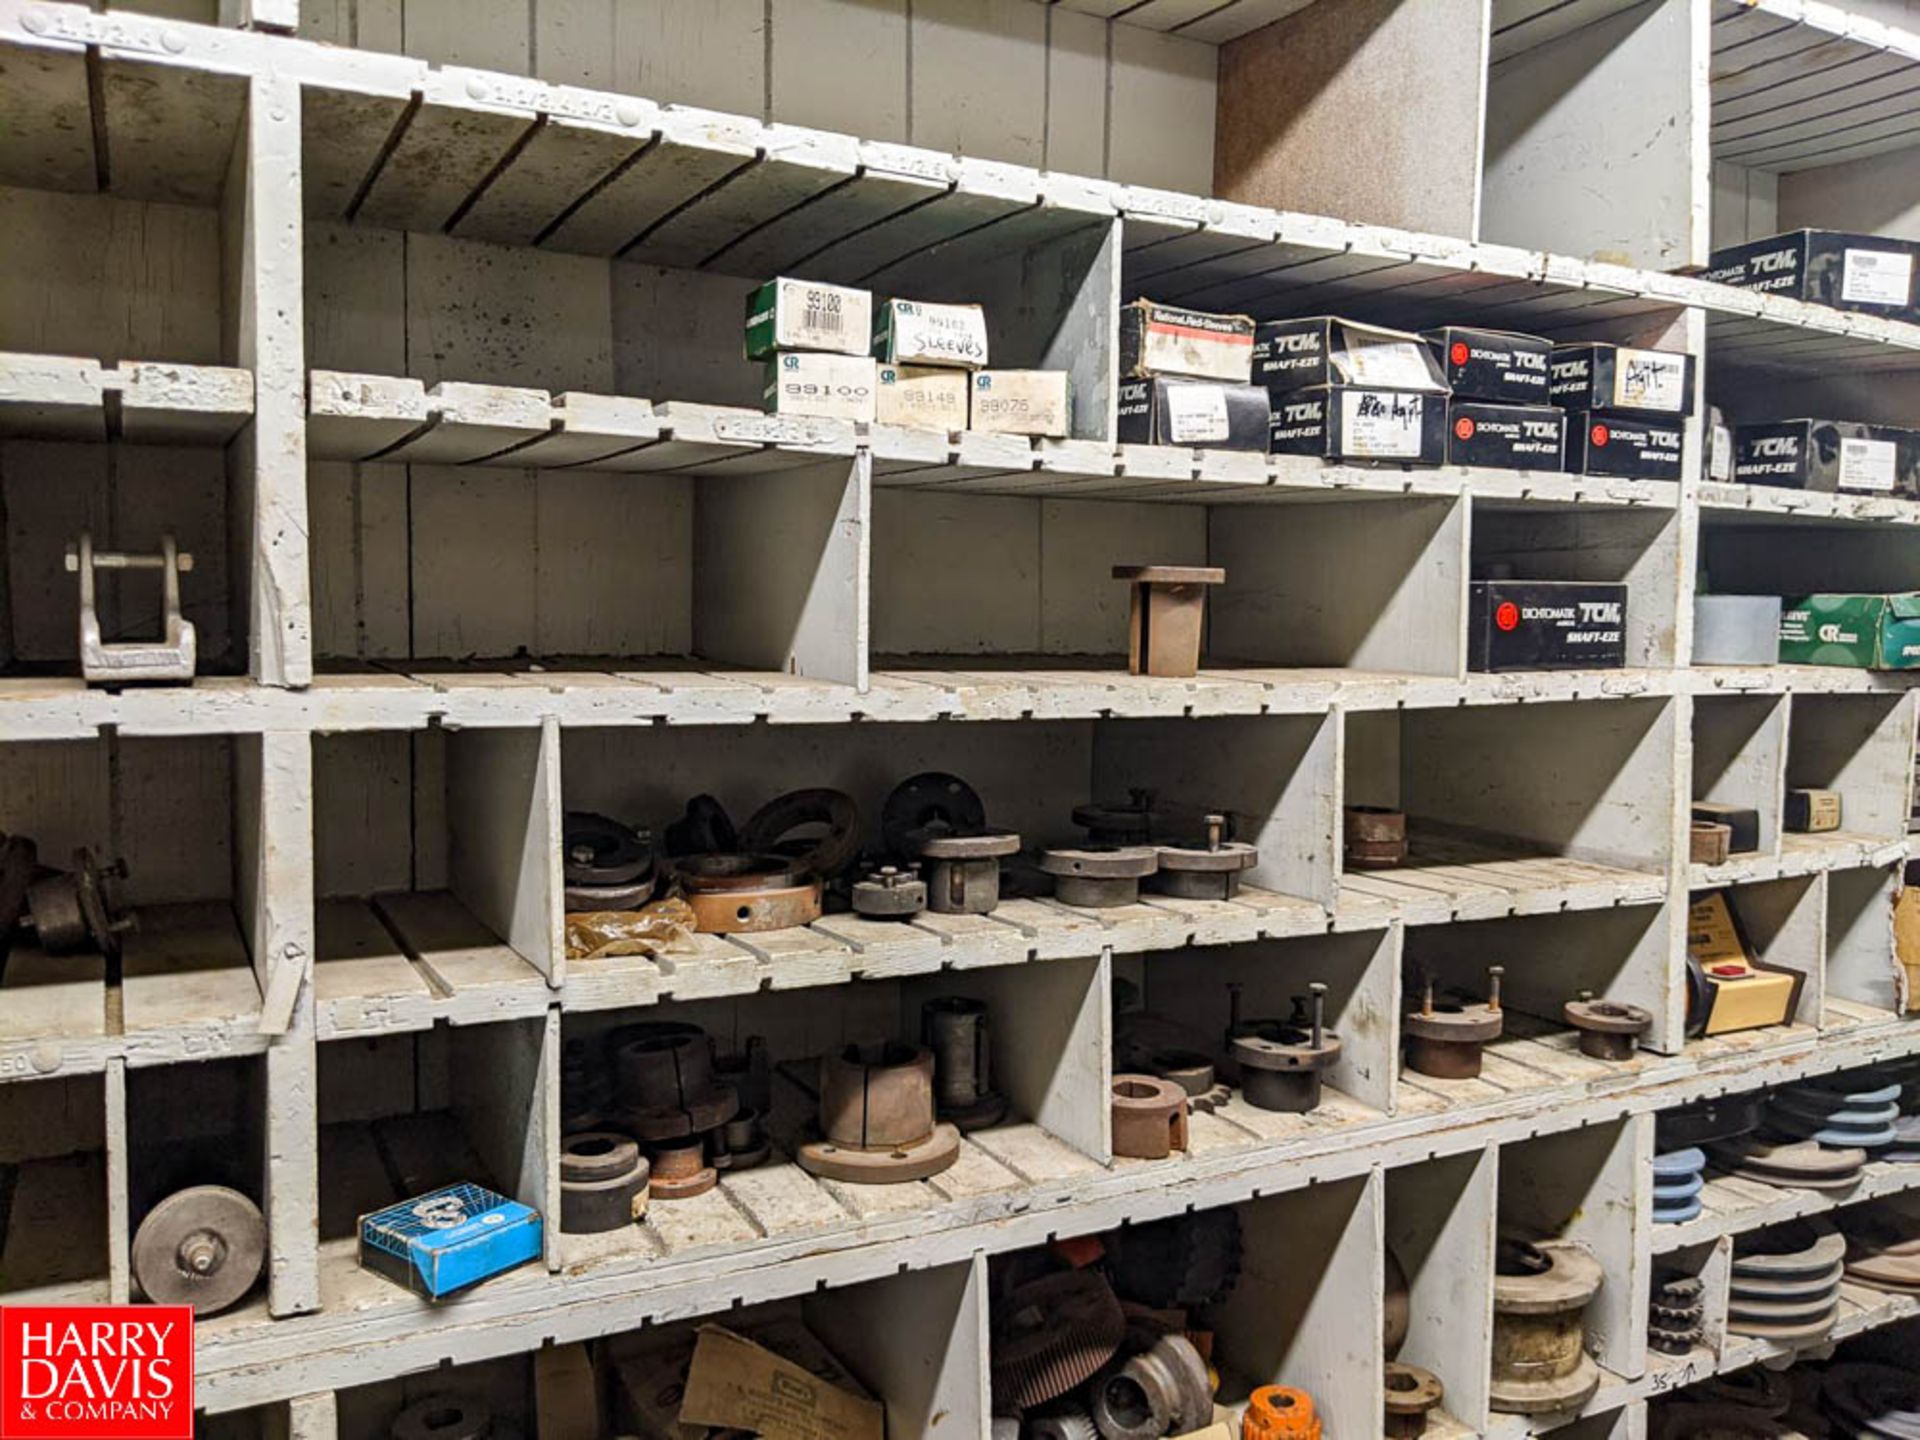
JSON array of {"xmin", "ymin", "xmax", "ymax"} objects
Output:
[
  {"xmin": 741, "ymin": 787, "xmax": 862, "ymax": 878},
  {"xmin": 391, "ymin": 1398, "xmax": 493, "ymax": 1440},
  {"xmin": 130, "ymin": 1185, "xmax": 265, "ymax": 1316},
  {"xmin": 1110, "ymin": 1074, "xmax": 1189, "ymax": 1159},
  {"xmin": 67, "ymin": 531, "xmax": 196, "ymax": 684},
  {"xmin": 710, "ymin": 1107, "xmax": 771, "ymax": 1172},
  {"xmin": 799, "ymin": 1041, "xmax": 961, "ymax": 1183},
  {"xmin": 1150, "ymin": 812, "xmax": 1258, "ymax": 900},
  {"xmin": 558, "ymin": 1131, "xmax": 648, "ymax": 1233},
  {"xmin": 1489, "ymin": 1239, "xmax": 1604, "ymax": 1416},
  {"xmin": 919, "ymin": 832, "xmax": 1020, "ymax": 915},
  {"xmin": 1384, "ymin": 1363, "xmax": 1444, "ymax": 1438},
  {"xmin": 922, "ymin": 996, "xmax": 1007, "ymax": 1131},
  {"xmin": 883, "ymin": 771, "xmax": 988, "ymax": 856},
  {"xmin": 1072, "ymin": 789, "xmax": 1171, "ymax": 846},
  {"xmin": 1404, "ymin": 969, "xmax": 1505, "ymax": 1079},
  {"xmin": 561, "ymin": 811, "xmax": 656, "ymax": 911},
  {"xmin": 673, "ymin": 852, "xmax": 823, "ymax": 933},
  {"xmin": 852, "ymin": 865, "xmax": 927, "ymax": 920},
  {"xmin": 1563, "ymin": 991, "xmax": 1653, "ymax": 1061},
  {"xmin": 1088, "ymin": 1331, "xmax": 1212, "ymax": 1439},
  {"xmin": 25, "ymin": 847, "xmax": 134, "ymax": 957},
  {"xmin": 645, "ymin": 1135, "xmax": 716, "ymax": 1200},
  {"xmin": 1345, "ymin": 805, "xmax": 1408, "ymax": 869},
  {"xmin": 989, "ymin": 1269, "xmax": 1126, "ymax": 1413},
  {"xmin": 612, "ymin": 1025, "xmax": 739, "ymax": 1140},
  {"xmin": 1038, "ymin": 844, "xmax": 1158, "ymax": 908},
  {"xmin": 663, "ymin": 793, "xmax": 736, "ymax": 857},
  {"xmin": 1229, "ymin": 982, "xmax": 1342, "ymax": 1113}
]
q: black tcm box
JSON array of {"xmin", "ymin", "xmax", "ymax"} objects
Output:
[
  {"xmin": 1733, "ymin": 419, "xmax": 1920, "ymax": 497},
  {"xmin": 1117, "ymin": 377, "xmax": 1269, "ymax": 451},
  {"xmin": 1448, "ymin": 402, "xmax": 1566, "ymax": 471},
  {"xmin": 1550, "ymin": 344, "xmax": 1695, "ymax": 416},
  {"xmin": 1423, "ymin": 326, "xmax": 1552, "ymax": 404},
  {"xmin": 1705, "ymin": 229, "xmax": 1920, "ymax": 323},
  {"xmin": 1268, "ymin": 386, "xmax": 1447, "ymax": 465},
  {"xmin": 1253, "ymin": 317, "xmax": 1450, "ymax": 397},
  {"xmin": 1468, "ymin": 581, "xmax": 1628, "ymax": 672},
  {"xmin": 1563, "ymin": 412, "xmax": 1685, "ymax": 481}
]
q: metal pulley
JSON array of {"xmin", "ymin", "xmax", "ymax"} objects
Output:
[
  {"xmin": 672, "ymin": 852, "xmax": 822, "ymax": 933},
  {"xmin": 1228, "ymin": 982, "xmax": 1341, "ymax": 1113},
  {"xmin": 1488, "ymin": 1239, "xmax": 1603, "ymax": 1415},
  {"xmin": 740, "ymin": 787, "xmax": 862, "ymax": 877},
  {"xmin": 1150, "ymin": 812, "xmax": 1257, "ymax": 900},
  {"xmin": 1562, "ymin": 991, "xmax": 1652, "ymax": 1061},
  {"xmin": 883, "ymin": 772, "xmax": 1019, "ymax": 915},
  {"xmin": 561, "ymin": 811, "xmax": 656, "ymax": 911},
  {"xmin": 1404, "ymin": 969, "xmax": 1505, "ymax": 1079},
  {"xmin": 1038, "ymin": 844, "xmax": 1157, "ymax": 907},
  {"xmin": 922, "ymin": 996, "xmax": 1006, "ymax": 1131},
  {"xmin": 799, "ymin": 1041, "xmax": 961, "ymax": 1183},
  {"xmin": 130, "ymin": 1184, "xmax": 265, "ymax": 1316}
]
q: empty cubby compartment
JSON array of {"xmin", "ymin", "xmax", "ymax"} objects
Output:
[{"xmin": 0, "ymin": 1072, "xmax": 111, "ymax": 1302}]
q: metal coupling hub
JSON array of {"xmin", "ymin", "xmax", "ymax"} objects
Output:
[
  {"xmin": 852, "ymin": 864, "xmax": 928, "ymax": 920},
  {"xmin": 1150, "ymin": 812, "xmax": 1258, "ymax": 900},
  {"xmin": 1039, "ymin": 845, "xmax": 1158, "ymax": 908},
  {"xmin": 1563, "ymin": 991, "xmax": 1652, "ymax": 1061},
  {"xmin": 799, "ymin": 1041, "xmax": 961, "ymax": 1183},
  {"xmin": 1383, "ymin": 1362, "xmax": 1444, "ymax": 1438},
  {"xmin": 1404, "ymin": 969, "xmax": 1505, "ymax": 1079},
  {"xmin": 922, "ymin": 996, "xmax": 1007, "ymax": 1131},
  {"xmin": 1110, "ymin": 1074, "xmax": 1189, "ymax": 1160},
  {"xmin": 673, "ymin": 852, "xmax": 823, "ymax": 933}
]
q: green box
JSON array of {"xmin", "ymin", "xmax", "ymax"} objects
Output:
[
  {"xmin": 1778, "ymin": 593, "xmax": 1920, "ymax": 670},
  {"xmin": 744, "ymin": 277, "xmax": 871, "ymax": 360}
]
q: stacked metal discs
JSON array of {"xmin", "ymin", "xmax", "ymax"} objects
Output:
[
  {"xmin": 1652, "ymin": 1147, "xmax": 1707, "ymax": 1224},
  {"xmin": 1727, "ymin": 1220, "xmax": 1845, "ymax": 1343},
  {"xmin": 1767, "ymin": 1074, "xmax": 1903, "ymax": 1154},
  {"xmin": 1646, "ymin": 1274, "xmax": 1704, "ymax": 1355},
  {"xmin": 1886, "ymin": 1057, "xmax": 1920, "ymax": 1162},
  {"xmin": 1841, "ymin": 1202, "xmax": 1920, "ymax": 1297}
]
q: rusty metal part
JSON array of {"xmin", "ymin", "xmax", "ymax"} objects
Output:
[
  {"xmin": 1563, "ymin": 992, "xmax": 1653, "ymax": 1061},
  {"xmin": 710, "ymin": 1107, "xmax": 770, "ymax": 1172},
  {"xmin": 1040, "ymin": 845, "xmax": 1159, "ymax": 908},
  {"xmin": 1028, "ymin": 1412, "xmax": 1098, "ymax": 1440},
  {"xmin": 562, "ymin": 812, "xmax": 655, "ymax": 912},
  {"xmin": 645, "ymin": 1136, "xmax": 716, "ymax": 1200},
  {"xmin": 1384, "ymin": 1363, "xmax": 1444, "ymax": 1438},
  {"xmin": 1111, "ymin": 1074, "xmax": 1189, "ymax": 1160},
  {"xmin": 1230, "ymin": 983, "xmax": 1342, "ymax": 1113},
  {"xmin": 1151, "ymin": 812, "xmax": 1257, "ymax": 900},
  {"xmin": 919, "ymin": 831, "xmax": 1020, "ymax": 914},
  {"xmin": 674, "ymin": 852, "xmax": 823, "ymax": 933},
  {"xmin": 1345, "ymin": 806, "xmax": 1408, "ymax": 869},
  {"xmin": 613, "ymin": 1026, "xmax": 738, "ymax": 1140},
  {"xmin": 800, "ymin": 1042, "xmax": 961, "ymax": 1183},
  {"xmin": 391, "ymin": 1398, "xmax": 493, "ymax": 1440},
  {"xmin": 1114, "ymin": 565, "xmax": 1224, "ymax": 679},
  {"xmin": 26, "ymin": 847, "xmax": 133, "ymax": 957},
  {"xmin": 990, "ymin": 1269, "xmax": 1127, "ymax": 1412},
  {"xmin": 740, "ymin": 787, "xmax": 862, "ymax": 877},
  {"xmin": 1073, "ymin": 790, "xmax": 1172, "ymax": 846},
  {"xmin": 662, "ymin": 793, "xmax": 736, "ymax": 857},
  {"xmin": 1244, "ymin": 1386, "xmax": 1321, "ymax": 1438},
  {"xmin": 1385, "ymin": 1246, "xmax": 1411, "ymax": 1358},
  {"xmin": 1690, "ymin": 819, "xmax": 1733, "ymax": 866},
  {"xmin": 1404, "ymin": 970, "xmax": 1505, "ymax": 1079},
  {"xmin": 852, "ymin": 865, "xmax": 926, "ymax": 919},
  {"xmin": 884, "ymin": 771, "xmax": 989, "ymax": 855},
  {"xmin": 131, "ymin": 1185, "xmax": 265, "ymax": 1316},
  {"xmin": 923, "ymin": 997, "xmax": 1007, "ymax": 1131},
  {"xmin": 1090, "ymin": 1332, "xmax": 1212, "ymax": 1439},
  {"xmin": 559, "ymin": 1132, "xmax": 648, "ymax": 1233},
  {"xmin": 1489, "ymin": 1239, "xmax": 1604, "ymax": 1415}
]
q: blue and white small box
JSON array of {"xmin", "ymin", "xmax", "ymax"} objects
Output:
[{"xmin": 359, "ymin": 1182, "xmax": 543, "ymax": 1300}]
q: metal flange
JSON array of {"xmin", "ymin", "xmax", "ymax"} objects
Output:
[
  {"xmin": 645, "ymin": 1135, "xmax": 716, "ymax": 1200},
  {"xmin": 673, "ymin": 852, "xmax": 823, "ymax": 933},
  {"xmin": 662, "ymin": 793, "xmax": 736, "ymax": 857},
  {"xmin": 1345, "ymin": 805, "xmax": 1407, "ymax": 869},
  {"xmin": 1110, "ymin": 1074, "xmax": 1189, "ymax": 1160},
  {"xmin": 1384, "ymin": 1362, "xmax": 1444, "ymax": 1438},
  {"xmin": 884, "ymin": 771, "xmax": 988, "ymax": 855},
  {"xmin": 1088, "ymin": 1332, "xmax": 1211, "ymax": 1439},
  {"xmin": 1563, "ymin": 992, "xmax": 1652, "ymax": 1061},
  {"xmin": 562, "ymin": 811, "xmax": 655, "ymax": 911},
  {"xmin": 1039, "ymin": 845, "xmax": 1158, "ymax": 908},
  {"xmin": 131, "ymin": 1185, "xmax": 265, "ymax": 1316},
  {"xmin": 919, "ymin": 831, "xmax": 1020, "ymax": 915},
  {"xmin": 852, "ymin": 865, "xmax": 927, "ymax": 919},
  {"xmin": 1229, "ymin": 983, "xmax": 1342, "ymax": 1113},
  {"xmin": 799, "ymin": 1042, "xmax": 961, "ymax": 1183},
  {"xmin": 1404, "ymin": 970, "xmax": 1504, "ymax": 1079},
  {"xmin": 741, "ymin": 787, "xmax": 862, "ymax": 877},
  {"xmin": 1149, "ymin": 812, "xmax": 1257, "ymax": 900},
  {"xmin": 559, "ymin": 1131, "xmax": 648, "ymax": 1233}
]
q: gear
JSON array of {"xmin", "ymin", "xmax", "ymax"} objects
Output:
[
  {"xmin": 990, "ymin": 1270, "xmax": 1126, "ymax": 1413},
  {"xmin": 1029, "ymin": 1411, "xmax": 1099, "ymax": 1440},
  {"xmin": 1105, "ymin": 1208, "xmax": 1242, "ymax": 1310}
]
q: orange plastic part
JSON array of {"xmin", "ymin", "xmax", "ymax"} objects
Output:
[{"xmin": 1244, "ymin": 1385, "xmax": 1321, "ymax": 1439}]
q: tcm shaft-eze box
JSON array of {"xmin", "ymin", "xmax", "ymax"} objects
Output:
[
  {"xmin": 1268, "ymin": 386, "xmax": 1446, "ymax": 464},
  {"xmin": 1447, "ymin": 402, "xmax": 1566, "ymax": 470},
  {"xmin": 1117, "ymin": 378, "xmax": 1269, "ymax": 450},
  {"xmin": 1467, "ymin": 581, "xmax": 1628, "ymax": 672},
  {"xmin": 1705, "ymin": 230, "xmax": 1920, "ymax": 323},
  {"xmin": 1423, "ymin": 326, "xmax": 1552, "ymax": 404},
  {"xmin": 1563, "ymin": 412, "xmax": 1684, "ymax": 480},
  {"xmin": 1549, "ymin": 344, "xmax": 1695, "ymax": 416},
  {"xmin": 1733, "ymin": 419, "xmax": 1920, "ymax": 497},
  {"xmin": 745, "ymin": 278, "xmax": 873, "ymax": 359},
  {"xmin": 1254, "ymin": 317, "xmax": 1449, "ymax": 397},
  {"xmin": 873, "ymin": 299, "xmax": 989, "ymax": 368}
]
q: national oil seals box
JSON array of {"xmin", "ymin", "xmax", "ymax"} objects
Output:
[
  {"xmin": 1120, "ymin": 300, "xmax": 1256, "ymax": 382},
  {"xmin": 872, "ymin": 299, "xmax": 989, "ymax": 368},
  {"xmin": 1447, "ymin": 402, "xmax": 1566, "ymax": 470},
  {"xmin": 1253, "ymin": 317, "xmax": 1449, "ymax": 397},
  {"xmin": 1733, "ymin": 418, "xmax": 1920, "ymax": 497},
  {"xmin": 1467, "ymin": 581, "xmax": 1627, "ymax": 672},
  {"xmin": 744, "ymin": 278, "xmax": 872, "ymax": 359},
  {"xmin": 1423, "ymin": 326, "xmax": 1552, "ymax": 404},
  {"xmin": 1779, "ymin": 593, "xmax": 1920, "ymax": 670},
  {"xmin": 1562, "ymin": 412, "xmax": 1684, "ymax": 480},
  {"xmin": 360, "ymin": 1182, "xmax": 542, "ymax": 1300},
  {"xmin": 1268, "ymin": 386, "xmax": 1446, "ymax": 464},
  {"xmin": 1704, "ymin": 229, "xmax": 1920, "ymax": 323},
  {"xmin": 1549, "ymin": 343, "xmax": 1694, "ymax": 416},
  {"xmin": 1117, "ymin": 377, "xmax": 1269, "ymax": 451}
]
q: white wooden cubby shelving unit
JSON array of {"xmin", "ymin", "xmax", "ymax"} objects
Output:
[{"xmin": 1, "ymin": 0, "xmax": 1919, "ymax": 1434}]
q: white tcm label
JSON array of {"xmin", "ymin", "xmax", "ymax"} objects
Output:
[
  {"xmin": 1841, "ymin": 249, "xmax": 1914, "ymax": 307},
  {"xmin": 1166, "ymin": 384, "xmax": 1230, "ymax": 444},
  {"xmin": 1342, "ymin": 390, "xmax": 1424, "ymax": 458},
  {"xmin": 1613, "ymin": 349, "xmax": 1685, "ymax": 412},
  {"xmin": 1340, "ymin": 339, "xmax": 1434, "ymax": 390},
  {"xmin": 1838, "ymin": 437, "xmax": 1896, "ymax": 492}
]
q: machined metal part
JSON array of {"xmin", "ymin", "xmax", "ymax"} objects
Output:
[
  {"xmin": 1110, "ymin": 1074, "xmax": 1189, "ymax": 1159},
  {"xmin": 1112, "ymin": 564, "xmax": 1225, "ymax": 679},
  {"xmin": 989, "ymin": 1269, "xmax": 1126, "ymax": 1413},
  {"xmin": 1489, "ymin": 1239, "xmax": 1604, "ymax": 1416},
  {"xmin": 391, "ymin": 1398, "xmax": 493, "ymax": 1440},
  {"xmin": 562, "ymin": 811, "xmax": 656, "ymax": 911},
  {"xmin": 1563, "ymin": 992, "xmax": 1653, "ymax": 1061},
  {"xmin": 130, "ymin": 1184, "xmax": 265, "ymax": 1316},
  {"xmin": 1710, "ymin": 1135, "xmax": 1866, "ymax": 1189},
  {"xmin": 612, "ymin": 1026, "xmax": 739, "ymax": 1140},
  {"xmin": 919, "ymin": 831, "xmax": 1020, "ymax": 915},
  {"xmin": 710, "ymin": 1108, "xmax": 771, "ymax": 1172},
  {"xmin": 1690, "ymin": 819, "xmax": 1733, "ymax": 866},
  {"xmin": 24, "ymin": 847, "xmax": 134, "ymax": 958},
  {"xmin": 1345, "ymin": 805, "xmax": 1408, "ymax": 869},
  {"xmin": 1143, "ymin": 1048, "xmax": 1216, "ymax": 1098},
  {"xmin": 852, "ymin": 865, "xmax": 927, "ymax": 920},
  {"xmin": 883, "ymin": 771, "xmax": 988, "ymax": 856},
  {"xmin": 922, "ymin": 997, "xmax": 1007, "ymax": 1131},
  {"xmin": 645, "ymin": 1135, "xmax": 716, "ymax": 1200},
  {"xmin": 1150, "ymin": 812, "xmax": 1257, "ymax": 900},
  {"xmin": 558, "ymin": 1131, "xmax": 648, "ymax": 1233},
  {"xmin": 1384, "ymin": 1363, "xmax": 1444, "ymax": 1438},
  {"xmin": 1652, "ymin": 1147, "xmax": 1707, "ymax": 1223},
  {"xmin": 662, "ymin": 793, "xmax": 736, "ymax": 857},
  {"xmin": 67, "ymin": 531, "xmax": 196, "ymax": 684},
  {"xmin": 1229, "ymin": 983, "xmax": 1342, "ymax": 1113},
  {"xmin": 799, "ymin": 1041, "xmax": 961, "ymax": 1183},
  {"xmin": 1072, "ymin": 790, "xmax": 1171, "ymax": 846},
  {"xmin": 1088, "ymin": 1332, "xmax": 1211, "ymax": 1439},
  {"xmin": 741, "ymin": 787, "xmax": 862, "ymax": 877},
  {"xmin": 1732, "ymin": 1221, "xmax": 1846, "ymax": 1278},
  {"xmin": 1244, "ymin": 1385, "xmax": 1322, "ymax": 1439},
  {"xmin": 714, "ymin": 1035, "xmax": 771, "ymax": 1117},
  {"xmin": 1038, "ymin": 845, "xmax": 1158, "ymax": 908},
  {"xmin": 1404, "ymin": 969, "xmax": 1504, "ymax": 1079},
  {"xmin": 1027, "ymin": 1412, "xmax": 1097, "ymax": 1440},
  {"xmin": 673, "ymin": 852, "xmax": 823, "ymax": 933}
]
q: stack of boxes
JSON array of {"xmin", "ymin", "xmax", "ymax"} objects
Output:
[
  {"xmin": 1116, "ymin": 301, "xmax": 1268, "ymax": 449},
  {"xmin": 1549, "ymin": 342, "xmax": 1693, "ymax": 480},
  {"xmin": 1425, "ymin": 325, "xmax": 1563, "ymax": 469},
  {"xmin": 748, "ymin": 278, "xmax": 878, "ymax": 422},
  {"xmin": 1256, "ymin": 317, "xmax": 1450, "ymax": 463}
]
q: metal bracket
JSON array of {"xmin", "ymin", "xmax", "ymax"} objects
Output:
[{"xmin": 65, "ymin": 532, "xmax": 196, "ymax": 684}]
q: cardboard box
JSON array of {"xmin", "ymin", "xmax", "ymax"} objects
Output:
[
  {"xmin": 1268, "ymin": 385, "xmax": 1446, "ymax": 464},
  {"xmin": 1549, "ymin": 344, "xmax": 1694, "ymax": 416},
  {"xmin": 1784, "ymin": 788, "xmax": 1842, "ymax": 834},
  {"xmin": 744, "ymin": 278, "xmax": 872, "ymax": 359},
  {"xmin": 1447, "ymin": 401, "xmax": 1565, "ymax": 471},
  {"xmin": 874, "ymin": 364, "xmax": 968, "ymax": 430},
  {"xmin": 1467, "ymin": 580, "xmax": 1627, "ymax": 672},
  {"xmin": 1562, "ymin": 412, "xmax": 1684, "ymax": 480},
  {"xmin": 359, "ymin": 1183, "xmax": 542, "ymax": 1300},
  {"xmin": 872, "ymin": 298, "xmax": 989, "ymax": 368},
  {"xmin": 611, "ymin": 1318, "xmax": 872, "ymax": 1440},
  {"xmin": 762, "ymin": 353, "xmax": 877, "ymax": 422},
  {"xmin": 1423, "ymin": 325, "xmax": 1552, "ymax": 404},
  {"xmin": 970, "ymin": 369, "xmax": 1071, "ymax": 436},
  {"xmin": 1733, "ymin": 418, "xmax": 1920, "ymax": 497},
  {"xmin": 1686, "ymin": 891, "xmax": 1805, "ymax": 1036},
  {"xmin": 1120, "ymin": 300, "xmax": 1255, "ymax": 382},
  {"xmin": 679, "ymin": 1326, "xmax": 884, "ymax": 1440},
  {"xmin": 1704, "ymin": 229, "xmax": 1920, "ymax": 323},
  {"xmin": 1779, "ymin": 592, "xmax": 1920, "ymax": 670},
  {"xmin": 1897, "ymin": 873, "xmax": 1920, "ymax": 1013},
  {"xmin": 1254, "ymin": 317, "xmax": 1449, "ymax": 398},
  {"xmin": 1117, "ymin": 377, "xmax": 1269, "ymax": 450}
]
